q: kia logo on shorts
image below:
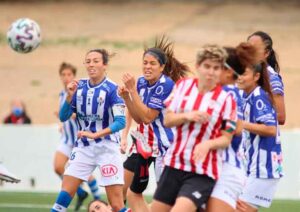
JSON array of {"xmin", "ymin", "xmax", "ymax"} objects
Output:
[{"xmin": 101, "ymin": 164, "xmax": 118, "ymax": 177}]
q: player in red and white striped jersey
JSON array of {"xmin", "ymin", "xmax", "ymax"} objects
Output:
[{"xmin": 151, "ymin": 44, "xmax": 237, "ymax": 212}]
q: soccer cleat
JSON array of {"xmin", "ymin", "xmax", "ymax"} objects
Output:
[
  {"xmin": 131, "ymin": 131, "xmax": 152, "ymax": 159},
  {"xmin": 74, "ymin": 191, "xmax": 88, "ymax": 211},
  {"xmin": 0, "ymin": 163, "xmax": 21, "ymax": 183}
]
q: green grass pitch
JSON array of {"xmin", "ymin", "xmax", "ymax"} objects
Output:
[{"xmin": 0, "ymin": 191, "xmax": 299, "ymax": 211}]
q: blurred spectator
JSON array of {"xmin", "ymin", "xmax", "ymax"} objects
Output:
[{"xmin": 3, "ymin": 99, "xmax": 31, "ymax": 124}]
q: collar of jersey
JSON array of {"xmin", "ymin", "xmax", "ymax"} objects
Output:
[
  {"xmin": 146, "ymin": 74, "xmax": 163, "ymax": 89},
  {"xmin": 87, "ymin": 77, "xmax": 107, "ymax": 89},
  {"xmin": 243, "ymin": 86, "xmax": 260, "ymax": 101}
]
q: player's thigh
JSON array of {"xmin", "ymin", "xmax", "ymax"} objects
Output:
[
  {"xmin": 54, "ymin": 151, "xmax": 69, "ymax": 173},
  {"xmin": 151, "ymin": 199, "xmax": 172, "ymax": 212},
  {"xmin": 105, "ymin": 184, "xmax": 124, "ymax": 211},
  {"xmin": 206, "ymin": 197, "xmax": 234, "ymax": 212},
  {"xmin": 171, "ymin": 197, "xmax": 197, "ymax": 212},
  {"xmin": 61, "ymin": 175, "xmax": 83, "ymax": 197}
]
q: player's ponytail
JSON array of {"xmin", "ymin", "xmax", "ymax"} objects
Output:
[
  {"xmin": 144, "ymin": 36, "xmax": 190, "ymax": 82},
  {"xmin": 254, "ymin": 62, "xmax": 275, "ymax": 107}
]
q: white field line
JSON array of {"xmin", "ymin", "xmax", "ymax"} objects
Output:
[{"xmin": 0, "ymin": 203, "xmax": 86, "ymax": 210}]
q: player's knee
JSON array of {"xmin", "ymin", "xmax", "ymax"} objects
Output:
[
  {"xmin": 110, "ymin": 201, "xmax": 124, "ymax": 212},
  {"xmin": 54, "ymin": 165, "xmax": 64, "ymax": 176},
  {"xmin": 130, "ymin": 180, "xmax": 148, "ymax": 194}
]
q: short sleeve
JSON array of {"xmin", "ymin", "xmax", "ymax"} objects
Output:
[
  {"xmin": 269, "ymin": 72, "xmax": 284, "ymax": 96},
  {"xmin": 223, "ymin": 94, "xmax": 238, "ymax": 122},
  {"xmin": 164, "ymin": 79, "xmax": 184, "ymax": 112},
  {"xmin": 148, "ymin": 80, "xmax": 175, "ymax": 111},
  {"xmin": 109, "ymin": 86, "xmax": 125, "ymax": 107},
  {"xmin": 253, "ymin": 94, "xmax": 276, "ymax": 126}
]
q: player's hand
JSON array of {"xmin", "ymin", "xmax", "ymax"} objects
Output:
[
  {"xmin": 120, "ymin": 138, "xmax": 128, "ymax": 154},
  {"xmin": 118, "ymin": 86, "xmax": 130, "ymax": 99},
  {"xmin": 185, "ymin": 111, "xmax": 210, "ymax": 123},
  {"xmin": 122, "ymin": 73, "xmax": 136, "ymax": 93},
  {"xmin": 77, "ymin": 131, "xmax": 98, "ymax": 139},
  {"xmin": 192, "ymin": 141, "xmax": 211, "ymax": 162},
  {"xmin": 66, "ymin": 80, "xmax": 79, "ymax": 98}
]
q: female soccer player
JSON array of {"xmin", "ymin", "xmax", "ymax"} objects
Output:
[
  {"xmin": 54, "ymin": 62, "xmax": 101, "ymax": 211},
  {"xmin": 151, "ymin": 44, "xmax": 237, "ymax": 212},
  {"xmin": 51, "ymin": 49, "xmax": 129, "ymax": 212},
  {"xmin": 88, "ymin": 199, "xmax": 112, "ymax": 212},
  {"xmin": 236, "ymin": 59, "xmax": 283, "ymax": 211},
  {"xmin": 207, "ymin": 43, "xmax": 257, "ymax": 212},
  {"xmin": 247, "ymin": 31, "xmax": 285, "ymax": 125},
  {"xmin": 119, "ymin": 37, "xmax": 189, "ymax": 212}
]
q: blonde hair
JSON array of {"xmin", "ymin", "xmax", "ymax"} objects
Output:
[{"xmin": 196, "ymin": 44, "xmax": 228, "ymax": 65}]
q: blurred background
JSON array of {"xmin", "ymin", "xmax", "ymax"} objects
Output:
[{"xmin": 0, "ymin": 0, "xmax": 300, "ymax": 211}]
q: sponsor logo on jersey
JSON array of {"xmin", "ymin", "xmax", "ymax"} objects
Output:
[
  {"xmin": 101, "ymin": 164, "xmax": 118, "ymax": 177},
  {"xmin": 155, "ymin": 85, "xmax": 164, "ymax": 95}
]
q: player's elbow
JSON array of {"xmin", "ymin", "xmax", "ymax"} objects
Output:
[
  {"xmin": 142, "ymin": 117, "xmax": 154, "ymax": 125},
  {"xmin": 278, "ymin": 115, "xmax": 286, "ymax": 125}
]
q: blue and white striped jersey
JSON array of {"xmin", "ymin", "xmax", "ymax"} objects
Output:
[
  {"xmin": 70, "ymin": 78, "xmax": 125, "ymax": 147},
  {"xmin": 223, "ymin": 85, "xmax": 243, "ymax": 168},
  {"xmin": 241, "ymin": 86, "xmax": 283, "ymax": 179},
  {"xmin": 268, "ymin": 66, "xmax": 284, "ymax": 96},
  {"xmin": 59, "ymin": 90, "xmax": 77, "ymax": 146},
  {"xmin": 135, "ymin": 74, "xmax": 175, "ymax": 156}
]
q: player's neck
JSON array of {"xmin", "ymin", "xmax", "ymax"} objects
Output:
[{"xmin": 89, "ymin": 75, "xmax": 106, "ymax": 86}]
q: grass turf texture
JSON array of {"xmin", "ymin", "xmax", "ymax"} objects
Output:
[{"xmin": 0, "ymin": 191, "xmax": 299, "ymax": 211}]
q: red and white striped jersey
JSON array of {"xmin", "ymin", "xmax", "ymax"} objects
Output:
[{"xmin": 164, "ymin": 78, "xmax": 237, "ymax": 180}]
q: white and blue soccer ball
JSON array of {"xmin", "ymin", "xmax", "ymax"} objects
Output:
[{"xmin": 7, "ymin": 18, "xmax": 41, "ymax": 53}]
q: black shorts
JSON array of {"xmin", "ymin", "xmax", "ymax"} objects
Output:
[
  {"xmin": 123, "ymin": 153, "xmax": 156, "ymax": 194},
  {"xmin": 154, "ymin": 166, "xmax": 216, "ymax": 210},
  {"xmin": 123, "ymin": 153, "xmax": 156, "ymax": 172}
]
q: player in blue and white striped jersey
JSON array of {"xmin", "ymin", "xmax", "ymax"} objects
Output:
[
  {"xmin": 248, "ymin": 31, "xmax": 286, "ymax": 125},
  {"xmin": 51, "ymin": 50, "xmax": 129, "ymax": 212},
  {"xmin": 119, "ymin": 37, "xmax": 190, "ymax": 212},
  {"xmin": 237, "ymin": 60, "xmax": 283, "ymax": 211},
  {"xmin": 54, "ymin": 62, "xmax": 101, "ymax": 211}
]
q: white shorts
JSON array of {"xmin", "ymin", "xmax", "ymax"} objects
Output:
[
  {"xmin": 64, "ymin": 140, "xmax": 124, "ymax": 186},
  {"xmin": 211, "ymin": 163, "xmax": 246, "ymax": 209},
  {"xmin": 239, "ymin": 177, "xmax": 280, "ymax": 208},
  {"xmin": 154, "ymin": 155, "xmax": 165, "ymax": 182},
  {"xmin": 57, "ymin": 143, "xmax": 73, "ymax": 158}
]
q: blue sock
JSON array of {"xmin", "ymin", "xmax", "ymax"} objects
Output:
[
  {"xmin": 119, "ymin": 207, "xmax": 131, "ymax": 212},
  {"xmin": 88, "ymin": 178, "xmax": 101, "ymax": 200},
  {"xmin": 51, "ymin": 190, "xmax": 72, "ymax": 212},
  {"xmin": 76, "ymin": 186, "xmax": 86, "ymax": 197}
]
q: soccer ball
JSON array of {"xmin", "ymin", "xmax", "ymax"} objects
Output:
[{"xmin": 7, "ymin": 18, "xmax": 41, "ymax": 53}]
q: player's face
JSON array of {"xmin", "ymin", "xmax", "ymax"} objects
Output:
[
  {"xmin": 237, "ymin": 67, "xmax": 260, "ymax": 94},
  {"xmin": 142, "ymin": 53, "xmax": 164, "ymax": 85},
  {"xmin": 88, "ymin": 201, "xmax": 112, "ymax": 212},
  {"xmin": 196, "ymin": 59, "xmax": 222, "ymax": 87},
  {"xmin": 85, "ymin": 52, "xmax": 107, "ymax": 81},
  {"xmin": 248, "ymin": 35, "xmax": 269, "ymax": 62},
  {"xmin": 219, "ymin": 66, "xmax": 234, "ymax": 85},
  {"xmin": 60, "ymin": 68, "xmax": 75, "ymax": 88}
]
